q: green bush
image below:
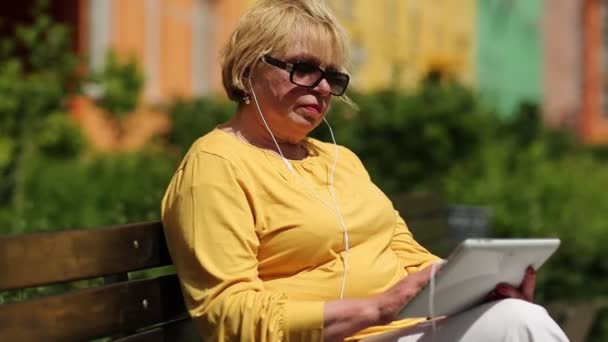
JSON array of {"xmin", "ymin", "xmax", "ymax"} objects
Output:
[
  {"xmin": 3, "ymin": 150, "xmax": 177, "ymax": 235},
  {"xmin": 37, "ymin": 111, "xmax": 86, "ymax": 158},
  {"xmin": 0, "ymin": 1, "xmax": 84, "ymax": 223},
  {"xmin": 316, "ymin": 80, "xmax": 490, "ymax": 194},
  {"xmin": 443, "ymin": 112, "xmax": 608, "ymax": 301},
  {"xmin": 440, "ymin": 104, "xmax": 608, "ymax": 340},
  {"xmin": 87, "ymin": 51, "xmax": 144, "ymax": 118},
  {"xmin": 166, "ymin": 96, "xmax": 236, "ymax": 155}
]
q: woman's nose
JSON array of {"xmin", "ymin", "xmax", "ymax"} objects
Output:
[{"xmin": 312, "ymin": 78, "xmax": 332, "ymax": 96}]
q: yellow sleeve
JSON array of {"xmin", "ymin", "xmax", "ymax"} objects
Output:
[
  {"xmin": 390, "ymin": 212, "xmax": 441, "ymax": 273},
  {"xmin": 161, "ymin": 152, "xmax": 324, "ymax": 342}
]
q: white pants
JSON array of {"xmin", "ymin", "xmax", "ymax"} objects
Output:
[{"xmin": 361, "ymin": 299, "xmax": 570, "ymax": 342}]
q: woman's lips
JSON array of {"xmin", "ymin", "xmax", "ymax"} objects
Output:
[{"xmin": 298, "ymin": 104, "xmax": 322, "ymax": 114}]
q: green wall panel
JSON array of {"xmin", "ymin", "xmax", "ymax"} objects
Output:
[{"xmin": 477, "ymin": 0, "xmax": 542, "ymax": 117}]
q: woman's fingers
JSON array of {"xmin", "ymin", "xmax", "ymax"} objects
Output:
[
  {"xmin": 520, "ymin": 266, "xmax": 536, "ymax": 301},
  {"xmin": 484, "ymin": 288, "xmax": 503, "ymax": 302},
  {"xmin": 495, "ymin": 283, "xmax": 525, "ymax": 300},
  {"xmin": 493, "ymin": 265, "xmax": 536, "ymax": 302},
  {"xmin": 376, "ymin": 264, "xmax": 445, "ymax": 324},
  {"xmin": 391, "ymin": 263, "xmax": 446, "ymax": 307},
  {"xmin": 407, "ymin": 261, "xmax": 444, "ymax": 290}
]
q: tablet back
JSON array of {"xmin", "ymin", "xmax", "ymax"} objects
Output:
[{"xmin": 397, "ymin": 238, "xmax": 560, "ymax": 319}]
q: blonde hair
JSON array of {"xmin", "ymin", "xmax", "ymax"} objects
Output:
[{"xmin": 221, "ymin": 0, "xmax": 350, "ymax": 102}]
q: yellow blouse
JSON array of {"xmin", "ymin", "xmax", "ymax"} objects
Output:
[{"xmin": 161, "ymin": 128, "xmax": 440, "ymax": 341}]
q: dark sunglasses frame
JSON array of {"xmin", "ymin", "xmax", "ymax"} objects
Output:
[{"xmin": 262, "ymin": 55, "xmax": 350, "ymax": 96}]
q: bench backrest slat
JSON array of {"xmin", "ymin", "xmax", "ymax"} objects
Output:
[
  {"xmin": 0, "ymin": 221, "xmax": 172, "ymax": 290},
  {"xmin": 0, "ymin": 274, "xmax": 187, "ymax": 341}
]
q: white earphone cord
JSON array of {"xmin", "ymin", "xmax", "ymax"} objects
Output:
[
  {"xmin": 249, "ymin": 79, "xmax": 293, "ymax": 171},
  {"xmin": 429, "ymin": 261, "xmax": 438, "ymax": 334},
  {"xmin": 248, "ymin": 78, "xmax": 350, "ymax": 299},
  {"xmin": 325, "ymin": 117, "xmax": 349, "ymax": 299}
]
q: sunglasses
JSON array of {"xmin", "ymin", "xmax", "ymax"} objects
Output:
[{"xmin": 262, "ymin": 55, "xmax": 350, "ymax": 96}]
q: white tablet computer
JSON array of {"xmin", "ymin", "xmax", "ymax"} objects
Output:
[{"xmin": 397, "ymin": 238, "xmax": 560, "ymax": 319}]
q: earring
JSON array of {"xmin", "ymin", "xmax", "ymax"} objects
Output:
[{"xmin": 243, "ymin": 95, "xmax": 251, "ymax": 105}]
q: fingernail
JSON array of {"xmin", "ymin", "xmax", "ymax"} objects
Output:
[{"xmin": 527, "ymin": 266, "xmax": 536, "ymax": 274}]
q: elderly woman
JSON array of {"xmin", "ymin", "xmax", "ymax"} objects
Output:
[{"xmin": 161, "ymin": 0, "xmax": 569, "ymax": 341}]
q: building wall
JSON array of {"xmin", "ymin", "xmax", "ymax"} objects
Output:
[
  {"xmin": 477, "ymin": 0, "xmax": 543, "ymax": 117},
  {"xmin": 580, "ymin": 0, "xmax": 608, "ymax": 143},
  {"xmin": 88, "ymin": 0, "xmax": 476, "ymax": 99},
  {"xmin": 87, "ymin": 0, "xmax": 247, "ymax": 103},
  {"xmin": 61, "ymin": 0, "xmax": 608, "ymax": 146},
  {"xmin": 332, "ymin": 0, "xmax": 476, "ymax": 91},
  {"xmin": 542, "ymin": 0, "xmax": 583, "ymax": 128},
  {"xmin": 76, "ymin": 0, "xmax": 246, "ymax": 151}
]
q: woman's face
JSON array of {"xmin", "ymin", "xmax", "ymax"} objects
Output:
[{"xmin": 248, "ymin": 43, "xmax": 341, "ymax": 143}]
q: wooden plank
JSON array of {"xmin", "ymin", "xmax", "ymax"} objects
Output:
[
  {"xmin": 0, "ymin": 275, "xmax": 187, "ymax": 341},
  {"xmin": 112, "ymin": 327, "xmax": 165, "ymax": 342},
  {"xmin": 0, "ymin": 221, "xmax": 172, "ymax": 290},
  {"xmin": 161, "ymin": 318, "xmax": 201, "ymax": 342},
  {"xmin": 114, "ymin": 320, "xmax": 200, "ymax": 342}
]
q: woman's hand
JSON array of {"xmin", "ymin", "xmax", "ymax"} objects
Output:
[
  {"xmin": 323, "ymin": 262, "xmax": 442, "ymax": 342},
  {"xmin": 374, "ymin": 262, "xmax": 443, "ymax": 325},
  {"xmin": 486, "ymin": 265, "xmax": 536, "ymax": 302}
]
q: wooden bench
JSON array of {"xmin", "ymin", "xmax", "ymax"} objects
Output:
[
  {"xmin": 0, "ymin": 194, "xmax": 602, "ymax": 341},
  {"xmin": 0, "ymin": 222, "xmax": 197, "ymax": 341}
]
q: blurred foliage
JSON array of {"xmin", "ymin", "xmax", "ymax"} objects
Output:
[
  {"xmin": 166, "ymin": 97, "xmax": 235, "ymax": 153},
  {"xmin": 0, "ymin": 0, "xmax": 84, "ymax": 224},
  {"xmin": 314, "ymin": 77, "xmax": 489, "ymax": 194},
  {"xmin": 37, "ymin": 111, "xmax": 86, "ymax": 158},
  {"xmin": 2, "ymin": 150, "xmax": 177, "ymax": 235},
  {"xmin": 0, "ymin": 1, "xmax": 166, "ymax": 236},
  {"xmin": 439, "ymin": 101, "xmax": 608, "ymax": 342},
  {"xmin": 590, "ymin": 309, "xmax": 608, "ymax": 342},
  {"xmin": 442, "ymin": 102, "xmax": 608, "ymax": 302},
  {"xmin": 87, "ymin": 51, "xmax": 144, "ymax": 118}
]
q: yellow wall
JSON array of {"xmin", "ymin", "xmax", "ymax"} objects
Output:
[
  {"xmin": 333, "ymin": 0, "xmax": 476, "ymax": 91},
  {"xmin": 241, "ymin": 0, "xmax": 476, "ymax": 91}
]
